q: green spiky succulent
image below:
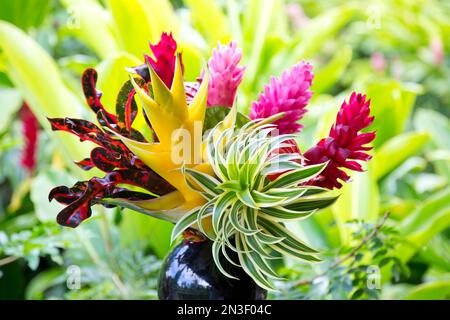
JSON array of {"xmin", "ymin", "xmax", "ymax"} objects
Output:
[{"xmin": 172, "ymin": 119, "xmax": 338, "ymax": 290}]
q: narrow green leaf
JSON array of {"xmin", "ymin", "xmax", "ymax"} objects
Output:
[
  {"xmin": 236, "ymin": 234, "xmax": 275, "ymax": 291},
  {"xmin": 264, "ymin": 162, "xmax": 327, "ymax": 190},
  {"xmin": 229, "ymin": 202, "xmax": 258, "ymax": 235},
  {"xmin": 251, "ymin": 190, "xmax": 287, "ymax": 207},
  {"xmin": 212, "ymin": 241, "xmax": 239, "ymax": 280},
  {"xmin": 258, "ymin": 217, "xmax": 318, "ymax": 253},
  {"xmin": 260, "ymin": 207, "xmax": 314, "ymax": 221},
  {"xmin": 185, "ymin": 167, "xmax": 221, "ymax": 195},
  {"xmin": 212, "ymin": 192, "xmax": 236, "ymax": 233},
  {"xmin": 171, "ymin": 208, "xmax": 200, "ymax": 243},
  {"xmin": 285, "ymin": 196, "xmax": 338, "ymax": 211},
  {"xmin": 237, "ymin": 188, "xmax": 257, "ymax": 208}
]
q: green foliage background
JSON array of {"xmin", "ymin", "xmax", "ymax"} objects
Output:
[{"xmin": 0, "ymin": 0, "xmax": 449, "ymax": 299}]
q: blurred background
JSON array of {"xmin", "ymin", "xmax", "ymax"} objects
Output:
[{"xmin": 0, "ymin": 0, "xmax": 449, "ymax": 300}]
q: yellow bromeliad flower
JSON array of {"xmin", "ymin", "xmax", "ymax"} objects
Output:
[{"xmin": 116, "ymin": 54, "xmax": 237, "ymax": 232}]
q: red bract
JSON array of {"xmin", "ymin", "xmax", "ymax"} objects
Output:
[
  {"xmin": 20, "ymin": 103, "xmax": 39, "ymax": 175},
  {"xmin": 304, "ymin": 92, "xmax": 375, "ymax": 189},
  {"xmin": 48, "ymin": 68, "xmax": 174, "ymax": 228},
  {"xmin": 129, "ymin": 32, "xmax": 182, "ymax": 87}
]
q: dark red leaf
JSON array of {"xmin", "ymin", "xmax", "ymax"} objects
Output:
[
  {"xmin": 82, "ymin": 68, "xmax": 117, "ymax": 124},
  {"xmin": 91, "ymin": 147, "xmax": 122, "ymax": 172},
  {"xmin": 74, "ymin": 158, "xmax": 95, "ymax": 171}
]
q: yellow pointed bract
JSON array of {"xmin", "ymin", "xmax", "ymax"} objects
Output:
[
  {"xmin": 121, "ymin": 55, "xmax": 210, "ymax": 202},
  {"xmin": 115, "ymin": 56, "xmax": 238, "ymax": 235}
]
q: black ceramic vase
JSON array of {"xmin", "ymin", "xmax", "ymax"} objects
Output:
[{"xmin": 158, "ymin": 239, "xmax": 267, "ymax": 300}]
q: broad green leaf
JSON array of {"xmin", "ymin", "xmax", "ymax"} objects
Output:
[
  {"xmin": 61, "ymin": 0, "xmax": 119, "ymax": 59},
  {"xmin": 119, "ymin": 211, "xmax": 173, "ymax": 258},
  {"xmin": 332, "ymin": 167, "xmax": 380, "ymax": 243},
  {"xmin": 271, "ymin": 5, "xmax": 355, "ymax": 73},
  {"xmin": 30, "ymin": 169, "xmax": 76, "ymax": 223},
  {"xmin": 177, "ymin": 44, "xmax": 203, "ymax": 82},
  {"xmin": 365, "ymin": 80, "xmax": 422, "ymax": 148},
  {"xmin": 139, "ymin": 0, "xmax": 178, "ymax": 43},
  {"xmin": 395, "ymin": 188, "xmax": 450, "ymax": 262},
  {"xmin": 0, "ymin": 87, "xmax": 21, "ymax": 133},
  {"xmin": 312, "ymin": 45, "xmax": 352, "ymax": 95},
  {"xmin": 184, "ymin": 0, "xmax": 231, "ymax": 45},
  {"xmin": 106, "ymin": 0, "xmax": 154, "ymax": 58},
  {"xmin": 374, "ymin": 132, "xmax": 430, "ymax": 180},
  {"xmin": 413, "ymin": 109, "xmax": 450, "ymax": 180},
  {"xmin": 25, "ymin": 268, "xmax": 65, "ymax": 300},
  {"xmin": 242, "ymin": 0, "xmax": 278, "ymax": 83},
  {"xmin": 405, "ymin": 281, "xmax": 450, "ymax": 300},
  {"xmin": 96, "ymin": 53, "xmax": 141, "ymax": 114},
  {"xmin": 0, "ymin": 21, "xmax": 92, "ymax": 166},
  {"xmin": 0, "ymin": 0, "xmax": 50, "ymax": 31}
]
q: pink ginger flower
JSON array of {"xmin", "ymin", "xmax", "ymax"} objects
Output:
[
  {"xmin": 207, "ymin": 41, "xmax": 245, "ymax": 107},
  {"xmin": 430, "ymin": 37, "xmax": 444, "ymax": 66},
  {"xmin": 371, "ymin": 52, "xmax": 387, "ymax": 73},
  {"xmin": 304, "ymin": 92, "xmax": 375, "ymax": 189},
  {"xmin": 20, "ymin": 103, "xmax": 39, "ymax": 175},
  {"xmin": 249, "ymin": 61, "xmax": 313, "ymax": 134},
  {"xmin": 144, "ymin": 32, "xmax": 182, "ymax": 87}
]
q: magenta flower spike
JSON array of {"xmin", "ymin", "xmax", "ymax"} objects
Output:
[
  {"xmin": 249, "ymin": 61, "xmax": 313, "ymax": 134},
  {"xmin": 207, "ymin": 41, "xmax": 245, "ymax": 107},
  {"xmin": 304, "ymin": 92, "xmax": 376, "ymax": 189},
  {"xmin": 139, "ymin": 32, "xmax": 181, "ymax": 87}
]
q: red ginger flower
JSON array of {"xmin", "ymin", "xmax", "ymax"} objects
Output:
[
  {"xmin": 249, "ymin": 61, "xmax": 313, "ymax": 134},
  {"xmin": 20, "ymin": 103, "xmax": 39, "ymax": 175},
  {"xmin": 304, "ymin": 92, "xmax": 375, "ymax": 189},
  {"xmin": 130, "ymin": 32, "xmax": 182, "ymax": 87}
]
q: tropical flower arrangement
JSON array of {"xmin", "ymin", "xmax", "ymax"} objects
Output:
[{"xmin": 48, "ymin": 33, "xmax": 375, "ymax": 296}]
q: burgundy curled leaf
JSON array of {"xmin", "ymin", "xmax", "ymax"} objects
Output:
[
  {"xmin": 91, "ymin": 147, "xmax": 121, "ymax": 172},
  {"xmin": 49, "ymin": 181, "xmax": 87, "ymax": 205},
  {"xmin": 51, "ymin": 168, "xmax": 175, "ymax": 227},
  {"xmin": 82, "ymin": 68, "xmax": 116, "ymax": 124},
  {"xmin": 48, "ymin": 117, "xmax": 109, "ymax": 147},
  {"xmin": 75, "ymin": 158, "xmax": 95, "ymax": 171},
  {"xmin": 55, "ymin": 180, "xmax": 102, "ymax": 228},
  {"xmin": 49, "ymin": 33, "xmax": 189, "ymax": 228}
]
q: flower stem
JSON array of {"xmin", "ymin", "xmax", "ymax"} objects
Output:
[{"xmin": 292, "ymin": 212, "xmax": 390, "ymax": 287}]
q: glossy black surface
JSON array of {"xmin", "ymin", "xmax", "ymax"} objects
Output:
[{"xmin": 158, "ymin": 240, "xmax": 267, "ymax": 300}]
